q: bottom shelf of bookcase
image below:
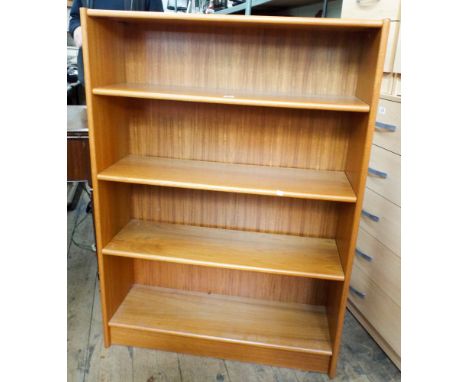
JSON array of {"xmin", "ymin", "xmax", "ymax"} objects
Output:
[{"xmin": 108, "ymin": 284, "xmax": 333, "ymax": 372}]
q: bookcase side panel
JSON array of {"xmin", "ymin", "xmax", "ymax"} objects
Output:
[{"xmin": 328, "ymin": 22, "xmax": 390, "ymax": 378}]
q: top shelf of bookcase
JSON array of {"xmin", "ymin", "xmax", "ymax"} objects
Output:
[
  {"xmin": 83, "ymin": 10, "xmax": 388, "ymax": 109},
  {"xmin": 86, "ymin": 9, "xmax": 385, "ymax": 30}
]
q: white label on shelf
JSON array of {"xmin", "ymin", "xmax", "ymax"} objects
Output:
[
  {"xmin": 223, "ymin": 95, "xmax": 235, "ymax": 98},
  {"xmin": 378, "ymin": 105, "xmax": 386, "ymax": 115},
  {"xmin": 276, "ymin": 190, "xmax": 285, "ymax": 196}
]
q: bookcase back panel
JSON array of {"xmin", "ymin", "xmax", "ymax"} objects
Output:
[
  {"xmin": 131, "ymin": 185, "xmax": 339, "ymax": 238},
  {"xmin": 133, "ymin": 259, "xmax": 330, "ymax": 305},
  {"xmin": 127, "ymin": 99, "xmax": 352, "ymax": 171},
  {"xmin": 124, "ymin": 24, "xmax": 364, "ymax": 97}
]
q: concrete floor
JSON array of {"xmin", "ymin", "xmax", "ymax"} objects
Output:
[{"xmin": 68, "ymin": 190, "xmax": 401, "ymax": 382}]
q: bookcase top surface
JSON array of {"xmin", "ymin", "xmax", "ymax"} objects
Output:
[{"xmin": 86, "ymin": 9, "xmax": 385, "ymax": 29}]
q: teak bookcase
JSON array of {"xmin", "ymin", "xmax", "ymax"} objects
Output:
[{"xmin": 81, "ymin": 9, "xmax": 389, "ymax": 378}]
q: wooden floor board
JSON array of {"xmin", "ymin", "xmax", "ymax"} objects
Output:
[
  {"xmin": 68, "ymin": 194, "xmax": 401, "ymax": 382},
  {"xmin": 85, "ymin": 282, "xmax": 133, "ymax": 382},
  {"xmin": 132, "ymin": 347, "xmax": 182, "ymax": 382},
  {"xmin": 225, "ymin": 360, "xmax": 278, "ymax": 382},
  {"xmin": 67, "ymin": 193, "xmax": 98, "ymax": 382},
  {"xmin": 178, "ymin": 353, "xmax": 230, "ymax": 382}
]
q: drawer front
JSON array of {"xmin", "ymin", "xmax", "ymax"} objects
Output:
[
  {"xmin": 360, "ymin": 188, "xmax": 401, "ymax": 256},
  {"xmin": 349, "ymin": 265, "xmax": 401, "ymax": 355},
  {"xmin": 341, "ymin": 0, "xmax": 400, "ymax": 20},
  {"xmin": 367, "ymin": 144, "xmax": 401, "ymax": 206},
  {"xmin": 375, "ymin": 98, "xmax": 400, "ymax": 154},
  {"xmin": 355, "ymin": 228, "xmax": 400, "ymax": 305}
]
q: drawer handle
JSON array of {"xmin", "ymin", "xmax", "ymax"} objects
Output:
[
  {"xmin": 350, "ymin": 286, "xmax": 366, "ymax": 299},
  {"xmin": 375, "ymin": 121, "xmax": 397, "ymax": 132},
  {"xmin": 356, "ymin": 248, "xmax": 373, "ymax": 262},
  {"xmin": 368, "ymin": 167, "xmax": 388, "ymax": 179},
  {"xmin": 356, "ymin": 0, "xmax": 380, "ymax": 4},
  {"xmin": 362, "ymin": 209, "xmax": 380, "ymax": 222}
]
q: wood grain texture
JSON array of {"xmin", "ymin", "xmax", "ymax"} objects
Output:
[
  {"xmin": 126, "ymin": 99, "xmax": 353, "ymax": 171},
  {"xmin": 134, "ymin": 260, "xmax": 330, "ymax": 306},
  {"xmin": 87, "ymin": 9, "xmax": 384, "ymax": 28},
  {"xmin": 93, "ymin": 83, "xmax": 370, "ymax": 112},
  {"xmin": 109, "ymin": 285, "xmax": 332, "ymax": 354},
  {"xmin": 103, "ymin": 220, "xmax": 345, "ymax": 280},
  {"xmin": 81, "ymin": 9, "xmax": 391, "ymax": 376},
  {"xmin": 328, "ymin": 21, "xmax": 390, "ymax": 377},
  {"xmin": 67, "ymin": 200, "xmax": 401, "ymax": 380},
  {"xmin": 86, "ymin": 12, "xmax": 376, "ymax": 103},
  {"xmin": 67, "ymin": 138, "xmax": 91, "ymax": 182},
  {"xmin": 122, "ymin": 25, "xmax": 362, "ymax": 98},
  {"xmin": 131, "ymin": 185, "xmax": 340, "ymax": 239},
  {"xmin": 80, "ymin": 9, "xmax": 111, "ymax": 346},
  {"xmin": 110, "ymin": 326, "xmax": 331, "ymax": 373},
  {"xmin": 98, "ymin": 155, "xmax": 357, "ymax": 202}
]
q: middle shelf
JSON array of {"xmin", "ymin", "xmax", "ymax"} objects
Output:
[
  {"xmin": 103, "ymin": 219, "xmax": 345, "ymax": 281},
  {"xmin": 97, "ymin": 155, "xmax": 357, "ymax": 203},
  {"xmin": 93, "ymin": 83, "xmax": 370, "ymax": 112}
]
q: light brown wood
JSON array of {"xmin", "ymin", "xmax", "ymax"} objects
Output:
[
  {"xmin": 81, "ymin": 9, "xmax": 390, "ymax": 377},
  {"xmin": 86, "ymin": 10, "xmax": 379, "ymax": 109},
  {"xmin": 328, "ymin": 20, "xmax": 390, "ymax": 377},
  {"xmin": 126, "ymin": 99, "xmax": 354, "ymax": 171},
  {"xmin": 103, "ymin": 220, "xmax": 345, "ymax": 280},
  {"xmin": 110, "ymin": 285, "xmax": 332, "ymax": 354},
  {"xmin": 93, "ymin": 83, "xmax": 370, "ymax": 112},
  {"xmin": 110, "ymin": 326, "xmax": 331, "ymax": 373},
  {"xmin": 87, "ymin": 9, "xmax": 383, "ymax": 28},
  {"xmin": 131, "ymin": 185, "xmax": 340, "ymax": 239},
  {"xmin": 134, "ymin": 260, "xmax": 330, "ymax": 305},
  {"xmin": 98, "ymin": 155, "xmax": 357, "ymax": 203}
]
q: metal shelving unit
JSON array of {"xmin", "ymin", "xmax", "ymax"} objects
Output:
[{"xmin": 215, "ymin": 0, "xmax": 329, "ymax": 16}]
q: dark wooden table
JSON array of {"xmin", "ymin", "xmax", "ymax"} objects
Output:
[{"xmin": 67, "ymin": 105, "xmax": 91, "ymax": 182}]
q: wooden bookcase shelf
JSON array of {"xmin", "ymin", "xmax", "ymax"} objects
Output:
[
  {"xmin": 82, "ymin": 9, "xmax": 389, "ymax": 378},
  {"xmin": 109, "ymin": 285, "xmax": 332, "ymax": 354},
  {"xmin": 103, "ymin": 220, "xmax": 345, "ymax": 280},
  {"xmin": 97, "ymin": 155, "xmax": 357, "ymax": 202},
  {"xmin": 93, "ymin": 83, "xmax": 371, "ymax": 112}
]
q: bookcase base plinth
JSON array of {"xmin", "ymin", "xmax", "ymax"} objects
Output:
[{"xmin": 110, "ymin": 326, "xmax": 331, "ymax": 374}]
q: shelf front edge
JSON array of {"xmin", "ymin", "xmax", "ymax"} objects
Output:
[{"xmin": 92, "ymin": 86, "xmax": 370, "ymax": 113}]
